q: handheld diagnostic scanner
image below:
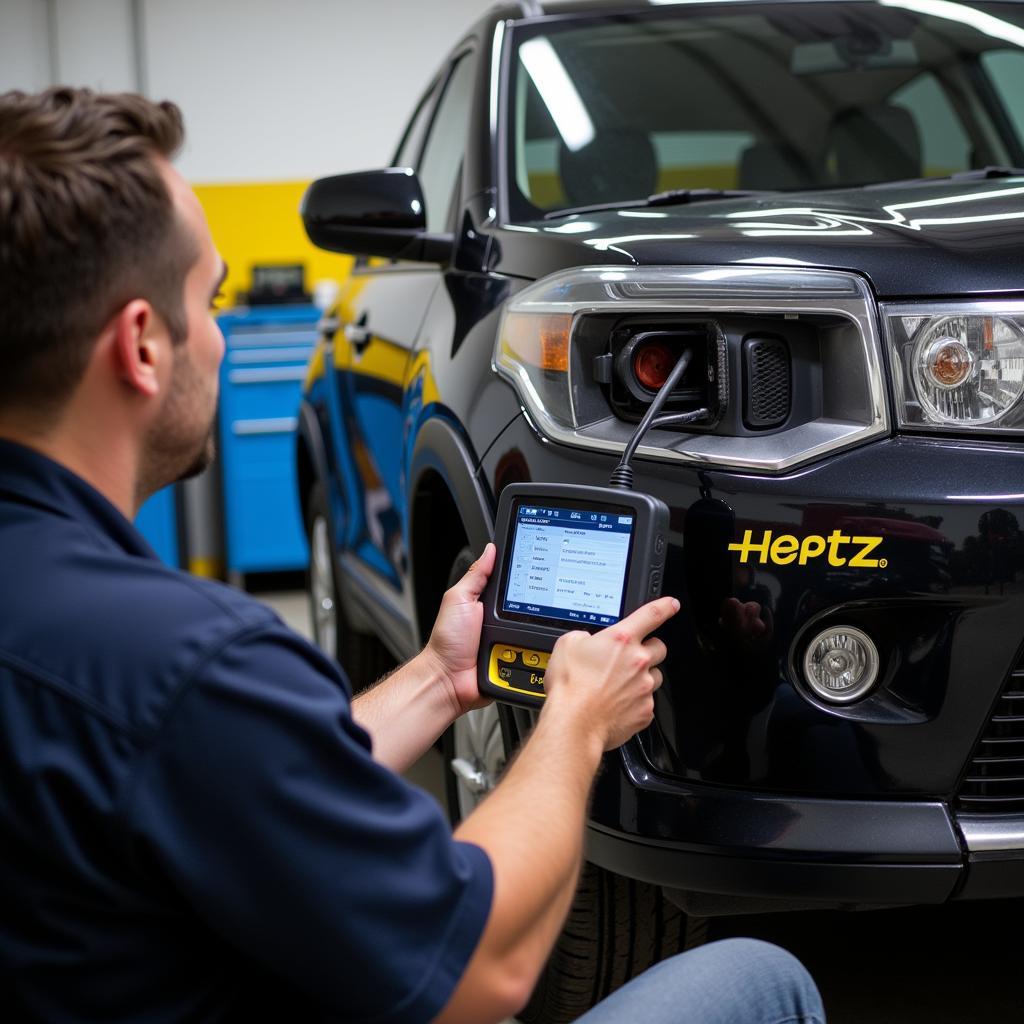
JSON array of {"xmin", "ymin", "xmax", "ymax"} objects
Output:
[
  {"xmin": 479, "ymin": 347, "xmax": 707, "ymax": 709},
  {"xmin": 478, "ymin": 485, "xmax": 669, "ymax": 707}
]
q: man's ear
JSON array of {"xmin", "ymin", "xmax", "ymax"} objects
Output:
[{"xmin": 110, "ymin": 299, "xmax": 168, "ymax": 397}]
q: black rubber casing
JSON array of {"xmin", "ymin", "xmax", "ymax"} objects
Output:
[{"xmin": 479, "ymin": 482, "xmax": 670, "ymax": 708}]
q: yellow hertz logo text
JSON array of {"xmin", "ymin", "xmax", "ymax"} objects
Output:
[{"xmin": 728, "ymin": 530, "xmax": 888, "ymax": 568}]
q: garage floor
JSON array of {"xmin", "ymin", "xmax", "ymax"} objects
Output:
[{"xmin": 260, "ymin": 589, "xmax": 1020, "ymax": 1024}]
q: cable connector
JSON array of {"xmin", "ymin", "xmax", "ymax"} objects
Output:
[{"xmin": 608, "ymin": 348, "xmax": 708, "ymax": 490}]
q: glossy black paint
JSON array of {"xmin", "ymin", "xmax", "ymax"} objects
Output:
[
  {"xmin": 481, "ymin": 419, "xmax": 1024, "ymax": 800},
  {"xmin": 485, "ymin": 183, "xmax": 1024, "ymax": 297},
  {"xmin": 297, "ymin": 0, "xmax": 1024, "ymax": 902},
  {"xmin": 301, "ymin": 168, "xmax": 452, "ymax": 263}
]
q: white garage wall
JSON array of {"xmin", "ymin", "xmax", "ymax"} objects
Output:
[
  {"xmin": 0, "ymin": 0, "xmax": 51, "ymax": 93},
  {"xmin": 0, "ymin": 0, "xmax": 501, "ymax": 182},
  {"xmin": 144, "ymin": 0, "xmax": 501, "ymax": 181},
  {"xmin": 55, "ymin": 0, "xmax": 136, "ymax": 92}
]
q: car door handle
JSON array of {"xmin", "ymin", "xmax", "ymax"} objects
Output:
[
  {"xmin": 317, "ymin": 315, "xmax": 339, "ymax": 339},
  {"xmin": 344, "ymin": 313, "xmax": 371, "ymax": 353}
]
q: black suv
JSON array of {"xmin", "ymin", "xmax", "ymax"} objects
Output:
[{"xmin": 296, "ymin": 1, "xmax": 1024, "ymax": 1018}]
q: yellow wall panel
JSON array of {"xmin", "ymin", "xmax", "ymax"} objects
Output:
[{"xmin": 193, "ymin": 181, "xmax": 354, "ymax": 306}]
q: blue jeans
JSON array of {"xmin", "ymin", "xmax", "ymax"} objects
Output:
[{"xmin": 574, "ymin": 939, "xmax": 826, "ymax": 1024}]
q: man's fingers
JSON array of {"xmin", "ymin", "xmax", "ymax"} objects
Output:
[
  {"xmin": 451, "ymin": 543, "xmax": 496, "ymax": 602},
  {"xmin": 641, "ymin": 636, "xmax": 667, "ymax": 666},
  {"xmin": 616, "ymin": 595, "xmax": 680, "ymax": 640}
]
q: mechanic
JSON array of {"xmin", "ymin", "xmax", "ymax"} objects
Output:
[{"xmin": 0, "ymin": 87, "xmax": 825, "ymax": 1024}]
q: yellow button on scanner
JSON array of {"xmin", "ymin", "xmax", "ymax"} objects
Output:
[
  {"xmin": 498, "ymin": 648, "xmax": 517, "ymax": 663},
  {"xmin": 524, "ymin": 652, "xmax": 541, "ymax": 667}
]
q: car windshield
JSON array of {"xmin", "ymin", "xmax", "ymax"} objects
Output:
[{"xmin": 506, "ymin": 1, "xmax": 1024, "ymax": 219}]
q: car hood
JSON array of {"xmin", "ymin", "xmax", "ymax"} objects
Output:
[{"xmin": 491, "ymin": 178, "xmax": 1024, "ymax": 298}]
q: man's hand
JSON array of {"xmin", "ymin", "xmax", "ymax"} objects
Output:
[
  {"xmin": 441, "ymin": 593, "xmax": 680, "ymax": 1023},
  {"xmin": 542, "ymin": 595, "xmax": 680, "ymax": 752},
  {"xmin": 425, "ymin": 543, "xmax": 496, "ymax": 717}
]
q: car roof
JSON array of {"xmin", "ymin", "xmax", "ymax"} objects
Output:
[{"xmin": 494, "ymin": 0, "xmax": 900, "ymax": 18}]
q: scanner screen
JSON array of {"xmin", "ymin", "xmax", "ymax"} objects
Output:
[{"xmin": 502, "ymin": 502, "xmax": 634, "ymax": 625}]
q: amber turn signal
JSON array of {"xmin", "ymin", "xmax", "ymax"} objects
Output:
[
  {"xmin": 922, "ymin": 337, "xmax": 974, "ymax": 390},
  {"xmin": 501, "ymin": 313, "xmax": 572, "ymax": 372}
]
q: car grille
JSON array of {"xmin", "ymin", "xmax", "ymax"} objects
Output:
[
  {"xmin": 956, "ymin": 657, "xmax": 1024, "ymax": 814},
  {"xmin": 743, "ymin": 335, "xmax": 791, "ymax": 429}
]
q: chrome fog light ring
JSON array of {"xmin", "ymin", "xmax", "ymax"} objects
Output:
[{"xmin": 802, "ymin": 625, "xmax": 880, "ymax": 704}]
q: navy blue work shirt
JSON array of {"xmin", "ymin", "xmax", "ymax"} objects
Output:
[{"xmin": 0, "ymin": 440, "xmax": 492, "ymax": 1023}]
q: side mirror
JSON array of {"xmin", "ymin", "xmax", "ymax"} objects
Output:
[{"xmin": 301, "ymin": 167, "xmax": 453, "ymax": 263}]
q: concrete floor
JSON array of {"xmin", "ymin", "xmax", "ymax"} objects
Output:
[{"xmin": 257, "ymin": 588, "xmax": 1021, "ymax": 1023}]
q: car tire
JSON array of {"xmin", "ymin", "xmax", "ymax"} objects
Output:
[
  {"xmin": 437, "ymin": 547, "xmax": 708, "ymax": 1024},
  {"xmin": 517, "ymin": 863, "xmax": 709, "ymax": 1024},
  {"xmin": 306, "ymin": 481, "xmax": 395, "ymax": 693}
]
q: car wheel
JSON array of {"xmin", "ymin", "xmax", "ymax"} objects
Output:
[
  {"xmin": 306, "ymin": 481, "xmax": 395, "ymax": 692},
  {"xmin": 437, "ymin": 546, "xmax": 708, "ymax": 1024},
  {"xmin": 517, "ymin": 864, "xmax": 709, "ymax": 1024}
]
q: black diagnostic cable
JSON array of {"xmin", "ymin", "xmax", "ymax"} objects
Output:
[{"xmin": 608, "ymin": 349, "xmax": 709, "ymax": 490}]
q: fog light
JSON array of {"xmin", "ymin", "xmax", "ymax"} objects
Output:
[{"xmin": 802, "ymin": 626, "xmax": 879, "ymax": 703}]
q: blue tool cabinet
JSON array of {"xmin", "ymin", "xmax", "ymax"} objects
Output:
[{"xmin": 217, "ymin": 305, "xmax": 319, "ymax": 577}]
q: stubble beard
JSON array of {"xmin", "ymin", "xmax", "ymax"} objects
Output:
[{"xmin": 138, "ymin": 348, "xmax": 217, "ymax": 504}]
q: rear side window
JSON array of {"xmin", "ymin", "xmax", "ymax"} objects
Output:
[{"xmin": 418, "ymin": 52, "xmax": 478, "ymax": 232}]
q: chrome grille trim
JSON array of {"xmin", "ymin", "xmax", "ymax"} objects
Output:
[
  {"xmin": 495, "ymin": 265, "xmax": 889, "ymax": 474},
  {"xmin": 956, "ymin": 662, "xmax": 1024, "ymax": 835}
]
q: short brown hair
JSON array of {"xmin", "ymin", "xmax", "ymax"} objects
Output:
[{"xmin": 0, "ymin": 87, "xmax": 197, "ymax": 411}]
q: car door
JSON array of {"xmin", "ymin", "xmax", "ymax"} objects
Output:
[{"xmin": 335, "ymin": 48, "xmax": 479, "ymax": 614}]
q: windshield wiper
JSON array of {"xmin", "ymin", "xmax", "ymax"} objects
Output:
[
  {"xmin": 645, "ymin": 187, "xmax": 768, "ymax": 207},
  {"xmin": 948, "ymin": 166, "xmax": 1024, "ymax": 181},
  {"xmin": 542, "ymin": 188, "xmax": 770, "ymax": 220},
  {"xmin": 864, "ymin": 166, "xmax": 1024, "ymax": 189}
]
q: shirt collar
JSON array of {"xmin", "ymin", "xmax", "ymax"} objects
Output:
[{"xmin": 0, "ymin": 438, "xmax": 158, "ymax": 560}]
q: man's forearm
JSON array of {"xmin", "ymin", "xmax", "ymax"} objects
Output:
[
  {"xmin": 351, "ymin": 650, "xmax": 458, "ymax": 772},
  {"xmin": 445, "ymin": 702, "xmax": 603, "ymax": 1009}
]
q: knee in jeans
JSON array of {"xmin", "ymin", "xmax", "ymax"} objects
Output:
[{"xmin": 704, "ymin": 938, "xmax": 824, "ymax": 1018}]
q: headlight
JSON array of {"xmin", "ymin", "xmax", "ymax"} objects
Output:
[
  {"xmin": 885, "ymin": 304, "xmax": 1024, "ymax": 432},
  {"xmin": 494, "ymin": 266, "xmax": 887, "ymax": 473}
]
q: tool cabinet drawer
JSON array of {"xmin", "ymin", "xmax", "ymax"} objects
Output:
[{"xmin": 217, "ymin": 305, "xmax": 320, "ymax": 576}]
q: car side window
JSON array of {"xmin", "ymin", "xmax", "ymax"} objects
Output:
[
  {"xmin": 393, "ymin": 80, "xmax": 440, "ymax": 169},
  {"xmin": 982, "ymin": 50, "xmax": 1024, "ymax": 149},
  {"xmin": 890, "ymin": 72, "xmax": 971, "ymax": 176},
  {"xmin": 417, "ymin": 51, "xmax": 478, "ymax": 233}
]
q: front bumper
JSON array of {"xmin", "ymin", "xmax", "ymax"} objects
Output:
[
  {"xmin": 482, "ymin": 415, "xmax": 1024, "ymax": 902},
  {"xmin": 585, "ymin": 740, "xmax": 963, "ymax": 905}
]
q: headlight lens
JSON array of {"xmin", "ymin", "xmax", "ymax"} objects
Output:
[
  {"xmin": 886, "ymin": 306, "xmax": 1024, "ymax": 431},
  {"xmin": 494, "ymin": 266, "xmax": 887, "ymax": 473},
  {"xmin": 497, "ymin": 311, "xmax": 576, "ymax": 431}
]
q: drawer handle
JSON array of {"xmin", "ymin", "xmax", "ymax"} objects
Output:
[
  {"xmin": 228, "ymin": 367, "xmax": 308, "ymax": 384},
  {"xmin": 231, "ymin": 417, "xmax": 299, "ymax": 436},
  {"xmin": 227, "ymin": 331, "xmax": 318, "ymax": 348},
  {"xmin": 229, "ymin": 348, "xmax": 314, "ymax": 365}
]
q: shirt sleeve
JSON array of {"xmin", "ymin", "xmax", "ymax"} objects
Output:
[{"xmin": 122, "ymin": 622, "xmax": 493, "ymax": 1024}]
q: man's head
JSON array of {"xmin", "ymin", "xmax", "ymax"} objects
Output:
[{"xmin": 0, "ymin": 88, "xmax": 226, "ymax": 505}]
